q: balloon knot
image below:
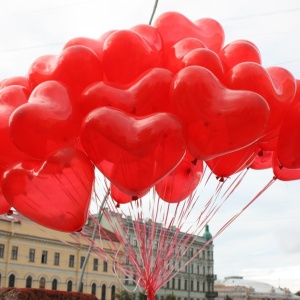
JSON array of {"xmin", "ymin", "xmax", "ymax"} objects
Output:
[
  {"xmin": 273, "ymin": 176, "xmax": 278, "ymax": 180},
  {"xmin": 191, "ymin": 158, "xmax": 198, "ymax": 165},
  {"xmin": 258, "ymin": 150, "xmax": 263, "ymax": 157},
  {"xmin": 219, "ymin": 177, "xmax": 225, "ymax": 182},
  {"xmin": 116, "ymin": 203, "xmax": 120, "ymax": 208},
  {"xmin": 7, "ymin": 210, "xmax": 13, "ymax": 216},
  {"xmin": 132, "ymin": 196, "xmax": 139, "ymax": 201}
]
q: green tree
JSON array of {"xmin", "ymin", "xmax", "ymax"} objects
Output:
[
  {"xmin": 295, "ymin": 291, "xmax": 300, "ymax": 296},
  {"xmin": 138, "ymin": 292, "xmax": 147, "ymax": 300},
  {"xmin": 166, "ymin": 293, "xmax": 176, "ymax": 300},
  {"xmin": 117, "ymin": 290, "xmax": 132, "ymax": 300}
]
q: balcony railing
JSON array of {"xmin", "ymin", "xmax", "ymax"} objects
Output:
[
  {"xmin": 206, "ymin": 274, "xmax": 217, "ymax": 281},
  {"xmin": 206, "ymin": 292, "xmax": 218, "ymax": 298}
]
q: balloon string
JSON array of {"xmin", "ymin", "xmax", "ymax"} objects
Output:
[
  {"xmin": 210, "ymin": 176, "xmax": 277, "ymax": 243},
  {"xmin": 77, "ymin": 187, "xmax": 110, "ymax": 292},
  {"xmin": 149, "ymin": 0, "xmax": 159, "ymax": 25}
]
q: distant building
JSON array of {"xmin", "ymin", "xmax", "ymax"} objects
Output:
[
  {"xmin": 215, "ymin": 276, "xmax": 300, "ymax": 300},
  {"xmin": 101, "ymin": 211, "xmax": 218, "ymax": 300},
  {"xmin": 0, "ymin": 210, "xmax": 217, "ymax": 300},
  {"xmin": 0, "ymin": 212, "xmax": 122, "ymax": 299}
]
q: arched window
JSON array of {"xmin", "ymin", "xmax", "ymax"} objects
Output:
[
  {"xmin": 67, "ymin": 280, "xmax": 73, "ymax": 292},
  {"xmin": 101, "ymin": 284, "xmax": 106, "ymax": 300},
  {"xmin": 8, "ymin": 274, "xmax": 15, "ymax": 287},
  {"xmin": 111, "ymin": 285, "xmax": 116, "ymax": 300},
  {"xmin": 26, "ymin": 276, "xmax": 32, "ymax": 288},
  {"xmin": 52, "ymin": 279, "xmax": 58, "ymax": 290},
  {"xmin": 91, "ymin": 283, "xmax": 96, "ymax": 296},
  {"xmin": 39, "ymin": 277, "xmax": 45, "ymax": 289}
]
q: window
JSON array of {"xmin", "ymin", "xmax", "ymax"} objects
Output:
[
  {"xmin": 111, "ymin": 285, "xmax": 116, "ymax": 300},
  {"xmin": 41, "ymin": 251, "xmax": 48, "ymax": 264},
  {"xmin": 191, "ymin": 264, "xmax": 194, "ymax": 274},
  {"xmin": 92, "ymin": 283, "xmax": 96, "ymax": 295},
  {"xmin": 101, "ymin": 284, "xmax": 106, "ymax": 300},
  {"xmin": 203, "ymin": 282, "xmax": 206, "ymax": 292},
  {"xmin": 80, "ymin": 256, "xmax": 85, "ymax": 268},
  {"xmin": 54, "ymin": 253, "xmax": 60, "ymax": 266},
  {"xmin": 103, "ymin": 261, "xmax": 108, "ymax": 272},
  {"xmin": 93, "ymin": 258, "xmax": 98, "ymax": 271},
  {"xmin": 69, "ymin": 255, "xmax": 75, "ymax": 268},
  {"xmin": 52, "ymin": 279, "xmax": 58, "ymax": 290},
  {"xmin": 178, "ymin": 278, "xmax": 181, "ymax": 290},
  {"xmin": 8, "ymin": 274, "xmax": 15, "ymax": 287},
  {"xmin": 172, "ymin": 278, "xmax": 175, "ymax": 289},
  {"xmin": 26, "ymin": 276, "xmax": 32, "ymax": 288},
  {"xmin": 29, "ymin": 249, "xmax": 35, "ymax": 262},
  {"xmin": 202, "ymin": 251, "xmax": 205, "ymax": 259},
  {"xmin": 197, "ymin": 281, "xmax": 200, "ymax": 292},
  {"xmin": 67, "ymin": 280, "xmax": 73, "ymax": 292},
  {"xmin": 39, "ymin": 277, "xmax": 46, "ymax": 289},
  {"xmin": 11, "ymin": 246, "xmax": 18, "ymax": 260},
  {"xmin": 0, "ymin": 244, "xmax": 4, "ymax": 258},
  {"xmin": 125, "ymin": 276, "xmax": 129, "ymax": 285},
  {"xmin": 184, "ymin": 279, "xmax": 187, "ymax": 290},
  {"xmin": 191, "ymin": 280, "xmax": 194, "ymax": 291}
]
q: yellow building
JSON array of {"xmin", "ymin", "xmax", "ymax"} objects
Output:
[{"xmin": 0, "ymin": 212, "xmax": 122, "ymax": 300}]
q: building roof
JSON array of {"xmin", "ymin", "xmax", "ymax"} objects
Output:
[
  {"xmin": 0, "ymin": 211, "xmax": 119, "ymax": 242},
  {"xmin": 216, "ymin": 276, "xmax": 300, "ymax": 298}
]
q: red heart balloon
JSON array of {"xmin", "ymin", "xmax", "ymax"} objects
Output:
[
  {"xmin": 102, "ymin": 30, "xmax": 162, "ymax": 84},
  {"xmin": 2, "ymin": 148, "xmax": 95, "ymax": 232},
  {"xmin": 272, "ymin": 152, "xmax": 300, "ymax": 181},
  {"xmin": 131, "ymin": 24, "xmax": 163, "ymax": 53},
  {"xmin": 250, "ymin": 150, "xmax": 273, "ymax": 170},
  {"xmin": 155, "ymin": 153, "xmax": 203, "ymax": 203},
  {"xmin": 171, "ymin": 66, "xmax": 270, "ymax": 160},
  {"xmin": 219, "ymin": 40, "xmax": 261, "ymax": 74},
  {"xmin": 80, "ymin": 107, "xmax": 186, "ymax": 196},
  {"xmin": 277, "ymin": 80, "xmax": 300, "ymax": 169},
  {"xmin": 225, "ymin": 63, "xmax": 296, "ymax": 150},
  {"xmin": 63, "ymin": 30, "xmax": 115, "ymax": 62},
  {"xmin": 0, "ymin": 76, "xmax": 31, "ymax": 91},
  {"xmin": 10, "ymin": 81, "xmax": 82, "ymax": 159},
  {"xmin": 0, "ymin": 168, "xmax": 11, "ymax": 215},
  {"xmin": 80, "ymin": 68, "xmax": 173, "ymax": 117},
  {"xmin": 0, "ymin": 85, "xmax": 33, "ymax": 166},
  {"xmin": 110, "ymin": 183, "xmax": 148, "ymax": 205},
  {"xmin": 206, "ymin": 143, "xmax": 259, "ymax": 178},
  {"xmin": 154, "ymin": 12, "xmax": 224, "ymax": 53},
  {"xmin": 165, "ymin": 38, "xmax": 224, "ymax": 80},
  {"xmin": 28, "ymin": 45, "xmax": 103, "ymax": 95}
]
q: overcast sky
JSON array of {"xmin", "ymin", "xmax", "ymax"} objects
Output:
[{"xmin": 2, "ymin": 0, "xmax": 300, "ymax": 293}]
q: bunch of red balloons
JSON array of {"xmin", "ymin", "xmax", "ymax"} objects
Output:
[{"xmin": 0, "ymin": 12, "xmax": 299, "ymax": 232}]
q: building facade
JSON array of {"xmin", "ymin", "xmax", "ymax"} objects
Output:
[
  {"xmin": 100, "ymin": 211, "xmax": 217, "ymax": 300},
  {"xmin": 0, "ymin": 210, "xmax": 217, "ymax": 300},
  {"xmin": 0, "ymin": 212, "xmax": 122, "ymax": 300}
]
